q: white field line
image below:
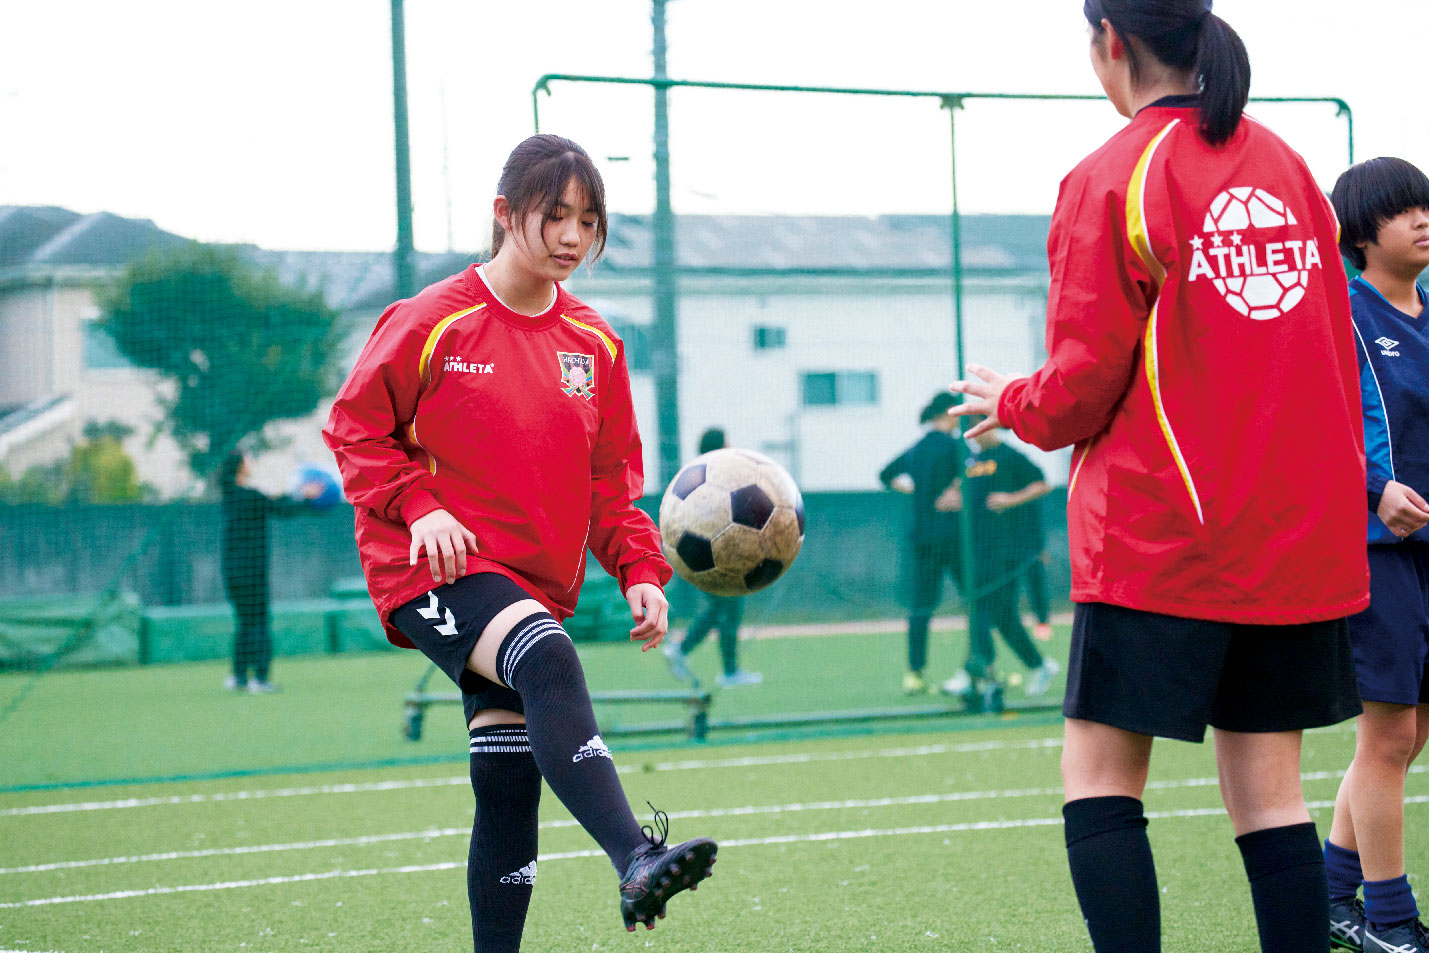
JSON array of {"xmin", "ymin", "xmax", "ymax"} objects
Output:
[
  {"xmin": 6, "ymin": 795, "xmax": 1428, "ymax": 910},
  {"xmin": 0, "ymin": 738, "xmax": 1066, "ymax": 819},
  {"xmin": 5, "ymin": 766, "xmax": 1422, "ymax": 877}
]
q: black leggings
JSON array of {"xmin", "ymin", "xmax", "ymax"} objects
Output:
[{"xmin": 228, "ymin": 590, "xmax": 272, "ymax": 683}]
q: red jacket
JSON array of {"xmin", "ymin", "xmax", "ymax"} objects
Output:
[
  {"xmin": 998, "ymin": 103, "xmax": 1369, "ymax": 624},
  {"xmin": 324, "ymin": 265, "xmax": 671, "ymax": 647}
]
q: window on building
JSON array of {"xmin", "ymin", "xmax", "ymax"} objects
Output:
[
  {"xmin": 752, "ymin": 325, "xmax": 787, "ymax": 350},
  {"xmin": 801, "ymin": 371, "xmax": 878, "ymax": 408}
]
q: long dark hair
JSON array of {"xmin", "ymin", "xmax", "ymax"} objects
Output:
[
  {"xmin": 1084, "ymin": 0, "xmax": 1250, "ymax": 146},
  {"xmin": 491, "ymin": 134, "xmax": 608, "ymax": 261}
]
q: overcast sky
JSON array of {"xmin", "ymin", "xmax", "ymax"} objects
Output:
[{"xmin": 3, "ymin": 1, "xmax": 1424, "ymax": 253}]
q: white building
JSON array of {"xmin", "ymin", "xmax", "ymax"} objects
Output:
[{"xmin": 0, "ymin": 207, "xmax": 1066, "ymax": 498}]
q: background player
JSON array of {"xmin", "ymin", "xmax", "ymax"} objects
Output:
[
  {"xmin": 1323, "ymin": 157, "xmax": 1429, "ymax": 953},
  {"xmin": 218, "ymin": 449, "xmax": 320, "ymax": 694},
  {"xmin": 663, "ymin": 427, "xmax": 762, "ymax": 687},
  {"xmin": 880, "ymin": 391, "xmax": 964, "ymax": 695},
  {"xmin": 324, "ymin": 135, "xmax": 715, "ymax": 952},
  {"xmin": 940, "ymin": 424, "xmax": 1059, "ymax": 701},
  {"xmin": 948, "ymin": 2, "xmax": 1367, "ymax": 951}
]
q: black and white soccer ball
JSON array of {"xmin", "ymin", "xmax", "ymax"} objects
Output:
[{"xmin": 658, "ymin": 448, "xmax": 805, "ymax": 596}]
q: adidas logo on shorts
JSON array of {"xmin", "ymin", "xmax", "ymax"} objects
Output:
[
  {"xmin": 573, "ymin": 734, "xmax": 611, "ymax": 762},
  {"xmin": 500, "ymin": 861, "xmax": 537, "ymax": 885}
]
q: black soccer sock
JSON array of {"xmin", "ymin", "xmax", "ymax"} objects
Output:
[
  {"xmin": 495, "ymin": 613, "xmax": 645, "ymax": 871},
  {"xmin": 1236, "ymin": 822, "xmax": 1329, "ymax": 953},
  {"xmin": 467, "ymin": 725, "xmax": 542, "ymax": 953},
  {"xmin": 1064, "ymin": 796, "xmax": 1160, "ymax": 953}
]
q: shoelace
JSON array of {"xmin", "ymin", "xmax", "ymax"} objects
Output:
[{"xmin": 641, "ymin": 802, "xmax": 669, "ymax": 850}]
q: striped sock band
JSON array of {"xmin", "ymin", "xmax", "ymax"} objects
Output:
[
  {"xmin": 468, "ymin": 725, "xmax": 532, "ymax": 756},
  {"xmin": 496, "ymin": 613, "xmax": 567, "ymax": 687}
]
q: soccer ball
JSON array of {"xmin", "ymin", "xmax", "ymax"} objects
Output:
[
  {"xmin": 659, "ymin": 448, "xmax": 805, "ymax": 596},
  {"xmin": 1202, "ymin": 187, "xmax": 1309, "ymax": 321}
]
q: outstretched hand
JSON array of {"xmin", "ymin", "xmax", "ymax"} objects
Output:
[
  {"xmin": 626, "ymin": 582, "xmax": 669, "ymax": 650},
  {"xmin": 948, "ymin": 364, "xmax": 1021, "ymax": 438},
  {"xmin": 408, "ymin": 509, "xmax": 480, "ymax": 584}
]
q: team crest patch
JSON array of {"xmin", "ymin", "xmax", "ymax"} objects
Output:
[{"xmin": 557, "ymin": 351, "xmax": 596, "ymax": 400}]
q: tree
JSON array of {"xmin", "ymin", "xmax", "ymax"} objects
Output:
[
  {"xmin": 98, "ymin": 245, "xmax": 341, "ymax": 482},
  {"xmin": 0, "ymin": 422, "xmax": 154, "ymax": 504}
]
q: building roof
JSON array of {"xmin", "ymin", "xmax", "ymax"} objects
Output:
[
  {"xmin": 595, "ymin": 212, "xmax": 1051, "ymax": 275},
  {"xmin": 0, "ymin": 206, "xmax": 193, "ymax": 268}
]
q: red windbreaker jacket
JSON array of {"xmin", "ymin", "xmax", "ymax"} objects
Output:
[
  {"xmin": 998, "ymin": 104, "xmax": 1369, "ymax": 624},
  {"xmin": 323, "ymin": 265, "xmax": 672, "ymax": 647}
]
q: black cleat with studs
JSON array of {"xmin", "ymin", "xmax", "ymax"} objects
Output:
[{"xmin": 619, "ymin": 805, "xmax": 717, "ymax": 932}]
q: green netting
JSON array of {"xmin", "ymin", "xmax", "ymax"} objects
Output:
[{"xmin": 0, "ymin": 82, "xmax": 1351, "ymax": 781}]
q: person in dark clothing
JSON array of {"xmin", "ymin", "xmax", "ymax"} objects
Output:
[
  {"xmin": 947, "ymin": 429, "xmax": 1058, "ymax": 697},
  {"xmin": 218, "ymin": 451, "xmax": 317, "ymax": 693},
  {"xmin": 879, "ymin": 392, "xmax": 966, "ymax": 694},
  {"xmin": 664, "ymin": 428, "xmax": 761, "ymax": 687}
]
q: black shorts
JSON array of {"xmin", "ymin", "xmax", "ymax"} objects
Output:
[
  {"xmin": 1064, "ymin": 602, "xmax": 1362, "ymax": 742},
  {"xmin": 390, "ymin": 573, "xmax": 536, "ymax": 725},
  {"xmin": 1348, "ymin": 545, "xmax": 1429, "ymax": 706}
]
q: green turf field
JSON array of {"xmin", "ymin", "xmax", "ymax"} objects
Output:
[{"xmin": 1, "ymin": 635, "xmax": 1425, "ymax": 951}]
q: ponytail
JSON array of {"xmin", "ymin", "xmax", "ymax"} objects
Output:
[
  {"xmin": 1085, "ymin": 1, "xmax": 1250, "ymax": 147},
  {"xmin": 1194, "ymin": 13, "xmax": 1250, "ymax": 146}
]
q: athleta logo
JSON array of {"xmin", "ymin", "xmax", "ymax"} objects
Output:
[
  {"xmin": 1375, "ymin": 336, "xmax": 1401, "ymax": 357},
  {"xmin": 443, "ymin": 355, "xmax": 494, "ymax": 373},
  {"xmin": 1186, "ymin": 187, "xmax": 1322, "ymax": 321},
  {"xmin": 500, "ymin": 861, "xmax": 537, "ymax": 885},
  {"xmin": 573, "ymin": 734, "xmax": 611, "ymax": 762}
]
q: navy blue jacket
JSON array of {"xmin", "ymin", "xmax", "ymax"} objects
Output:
[{"xmin": 1350, "ymin": 276, "xmax": 1429, "ymax": 545}]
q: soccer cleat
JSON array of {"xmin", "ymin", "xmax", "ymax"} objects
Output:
[
  {"xmin": 1330, "ymin": 897, "xmax": 1366, "ymax": 952},
  {"xmin": 902, "ymin": 671, "xmax": 929, "ymax": 695},
  {"xmin": 1025, "ymin": 658, "xmax": 1061, "ymax": 697},
  {"xmin": 662, "ymin": 639, "xmax": 692, "ymax": 681},
  {"xmin": 1033, "ymin": 622, "xmax": 1054, "ymax": 642},
  {"xmin": 1363, "ymin": 918, "xmax": 1429, "ymax": 953},
  {"xmin": 619, "ymin": 805, "xmax": 716, "ymax": 932},
  {"xmin": 224, "ymin": 675, "xmax": 246, "ymax": 691},
  {"xmin": 717, "ymin": 669, "xmax": 762, "ymax": 687},
  {"xmin": 941, "ymin": 670, "xmax": 972, "ymax": 696},
  {"xmin": 962, "ymin": 676, "xmax": 1005, "ymax": 714},
  {"xmin": 247, "ymin": 680, "xmax": 280, "ymax": 694}
]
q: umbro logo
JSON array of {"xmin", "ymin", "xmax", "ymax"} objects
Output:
[
  {"xmin": 1375, "ymin": 336, "xmax": 1402, "ymax": 357},
  {"xmin": 443, "ymin": 355, "xmax": 494, "ymax": 373},
  {"xmin": 573, "ymin": 734, "xmax": 611, "ymax": 762},
  {"xmin": 500, "ymin": 861, "xmax": 537, "ymax": 885}
]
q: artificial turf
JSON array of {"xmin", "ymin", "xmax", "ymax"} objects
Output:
[{"xmin": 2, "ymin": 632, "xmax": 1424, "ymax": 952}]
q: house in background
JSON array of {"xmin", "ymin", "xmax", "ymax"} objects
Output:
[{"xmin": 0, "ymin": 205, "xmax": 1065, "ymax": 499}]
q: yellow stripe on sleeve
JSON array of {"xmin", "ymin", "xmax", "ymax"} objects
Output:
[
  {"xmin": 560, "ymin": 315, "xmax": 618, "ymax": 361},
  {"xmin": 418, "ymin": 303, "xmax": 486, "ymax": 382},
  {"xmin": 1125, "ymin": 119, "xmax": 1179, "ymax": 287},
  {"xmin": 1125, "ymin": 118, "xmax": 1203, "ymax": 524}
]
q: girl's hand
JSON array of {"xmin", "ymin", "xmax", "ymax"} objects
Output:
[
  {"xmin": 1378, "ymin": 481, "xmax": 1429, "ymax": 538},
  {"xmin": 409, "ymin": 509, "xmax": 480, "ymax": 584},
  {"xmin": 626, "ymin": 583, "xmax": 669, "ymax": 650},
  {"xmin": 985, "ymin": 491, "xmax": 1015, "ymax": 513},
  {"xmin": 948, "ymin": 364, "xmax": 1021, "ymax": 438}
]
